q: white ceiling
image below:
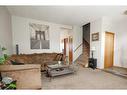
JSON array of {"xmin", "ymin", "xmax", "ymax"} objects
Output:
[{"xmin": 7, "ymin": 6, "xmax": 127, "ymax": 26}]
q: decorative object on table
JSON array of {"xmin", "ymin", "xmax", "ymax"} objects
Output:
[
  {"xmin": 2, "ymin": 77, "xmax": 13, "ymax": 84},
  {"xmin": 88, "ymin": 58, "xmax": 97, "ymax": 69},
  {"xmin": 92, "ymin": 32, "xmax": 99, "ymax": 41},
  {"xmin": 0, "ymin": 76, "xmax": 16, "ymax": 89},
  {"xmin": 91, "ymin": 46, "xmax": 96, "ymax": 58},
  {"xmin": 29, "ymin": 23, "xmax": 50, "ymax": 49},
  {"xmin": 0, "ymin": 46, "xmax": 9, "ymax": 64},
  {"xmin": 58, "ymin": 61, "xmax": 61, "ymax": 65}
]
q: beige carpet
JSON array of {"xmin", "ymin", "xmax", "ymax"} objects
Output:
[
  {"xmin": 104, "ymin": 66, "xmax": 127, "ymax": 78},
  {"xmin": 42, "ymin": 67, "xmax": 127, "ymax": 89}
]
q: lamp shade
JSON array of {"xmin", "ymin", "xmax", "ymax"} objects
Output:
[{"xmin": 91, "ymin": 46, "xmax": 96, "ymax": 51}]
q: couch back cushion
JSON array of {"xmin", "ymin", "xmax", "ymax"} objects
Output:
[{"xmin": 6, "ymin": 53, "xmax": 63, "ymax": 65}]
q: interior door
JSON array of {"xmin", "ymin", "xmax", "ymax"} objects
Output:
[
  {"xmin": 69, "ymin": 36, "xmax": 73, "ymax": 64},
  {"xmin": 104, "ymin": 32, "xmax": 114, "ymax": 68},
  {"xmin": 63, "ymin": 38, "xmax": 68, "ymax": 56}
]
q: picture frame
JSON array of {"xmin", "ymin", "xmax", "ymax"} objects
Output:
[
  {"xmin": 92, "ymin": 32, "xmax": 99, "ymax": 41},
  {"xmin": 29, "ymin": 23, "xmax": 50, "ymax": 49}
]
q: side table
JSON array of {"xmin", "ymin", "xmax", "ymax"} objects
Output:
[{"xmin": 88, "ymin": 58, "xmax": 97, "ymax": 69}]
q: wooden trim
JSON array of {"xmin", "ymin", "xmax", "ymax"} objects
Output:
[
  {"xmin": 74, "ymin": 43, "xmax": 83, "ymax": 52},
  {"xmin": 105, "ymin": 31, "xmax": 115, "ymax": 35},
  {"xmin": 63, "ymin": 38, "xmax": 68, "ymax": 56},
  {"xmin": 69, "ymin": 36, "xmax": 73, "ymax": 63},
  {"xmin": 112, "ymin": 33, "xmax": 114, "ymax": 68}
]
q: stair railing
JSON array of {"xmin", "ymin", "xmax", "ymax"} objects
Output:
[{"xmin": 74, "ymin": 43, "xmax": 83, "ymax": 53}]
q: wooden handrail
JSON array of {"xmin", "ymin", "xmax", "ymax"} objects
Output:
[{"xmin": 74, "ymin": 43, "xmax": 83, "ymax": 52}]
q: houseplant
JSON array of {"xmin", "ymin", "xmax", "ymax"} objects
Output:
[
  {"xmin": 0, "ymin": 46, "xmax": 9, "ymax": 64},
  {"xmin": 0, "ymin": 46, "xmax": 16, "ymax": 89}
]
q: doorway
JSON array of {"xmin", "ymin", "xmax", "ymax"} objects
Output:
[
  {"xmin": 60, "ymin": 28, "xmax": 73, "ymax": 64},
  {"xmin": 104, "ymin": 32, "xmax": 114, "ymax": 68},
  {"xmin": 63, "ymin": 36, "xmax": 73, "ymax": 64}
]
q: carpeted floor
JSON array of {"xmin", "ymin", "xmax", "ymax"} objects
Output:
[
  {"xmin": 103, "ymin": 66, "xmax": 127, "ymax": 78},
  {"xmin": 42, "ymin": 67, "xmax": 127, "ymax": 89}
]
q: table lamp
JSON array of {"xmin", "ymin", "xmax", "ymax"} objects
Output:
[{"xmin": 91, "ymin": 46, "xmax": 96, "ymax": 58}]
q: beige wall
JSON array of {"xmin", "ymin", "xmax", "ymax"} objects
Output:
[
  {"xmin": 0, "ymin": 7, "xmax": 12, "ymax": 55},
  {"xmin": 112, "ymin": 18, "xmax": 127, "ymax": 68}
]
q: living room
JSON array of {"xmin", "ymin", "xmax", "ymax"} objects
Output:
[{"xmin": 0, "ymin": 4, "xmax": 127, "ymax": 91}]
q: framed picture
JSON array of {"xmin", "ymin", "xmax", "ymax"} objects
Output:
[
  {"xmin": 92, "ymin": 32, "xmax": 99, "ymax": 41},
  {"xmin": 29, "ymin": 23, "xmax": 50, "ymax": 49}
]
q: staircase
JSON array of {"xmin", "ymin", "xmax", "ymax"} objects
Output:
[{"xmin": 75, "ymin": 39, "xmax": 90, "ymax": 67}]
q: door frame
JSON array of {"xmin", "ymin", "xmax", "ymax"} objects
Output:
[
  {"xmin": 63, "ymin": 38, "xmax": 68, "ymax": 56},
  {"xmin": 104, "ymin": 32, "xmax": 115, "ymax": 68},
  {"xmin": 69, "ymin": 36, "xmax": 73, "ymax": 64}
]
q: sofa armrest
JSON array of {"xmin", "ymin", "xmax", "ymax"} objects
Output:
[
  {"xmin": 0, "ymin": 64, "xmax": 42, "ymax": 89},
  {"xmin": 0, "ymin": 64, "xmax": 41, "ymax": 72}
]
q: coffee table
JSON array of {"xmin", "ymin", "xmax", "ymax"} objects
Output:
[{"xmin": 46, "ymin": 61, "xmax": 75, "ymax": 79}]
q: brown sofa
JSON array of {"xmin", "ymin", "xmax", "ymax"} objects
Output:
[
  {"xmin": 5, "ymin": 53, "xmax": 65, "ymax": 71},
  {"xmin": 0, "ymin": 53, "xmax": 64, "ymax": 89}
]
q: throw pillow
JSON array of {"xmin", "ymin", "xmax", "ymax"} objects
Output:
[
  {"xmin": 54, "ymin": 54, "xmax": 60, "ymax": 61},
  {"xmin": 10, "ymin": 60, "xmax": 24, "ymax": 65},
  {"xmin": 15, "ymin": 58, "xmax": 26, "ymax": 63}
]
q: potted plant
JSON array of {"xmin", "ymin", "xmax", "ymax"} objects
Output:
[{"xmin": 0, "ymin": 46, "xmax": 9, "ymax": 65}]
